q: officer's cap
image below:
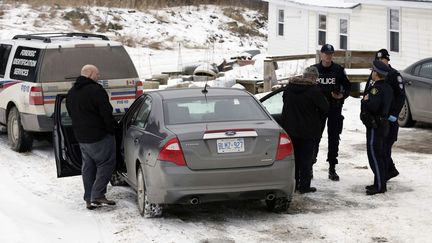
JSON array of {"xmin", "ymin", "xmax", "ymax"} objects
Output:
[
  {"xmin": 372, "ymin": 60, "xmax": 391, "ymax": 76},
  {"xmin": 320, "ymin": 44, "xmax": 334, "ymax": 54},
  {"xmin": 375, "ymin": 49, "xmax": 390, "ymax": 61}
]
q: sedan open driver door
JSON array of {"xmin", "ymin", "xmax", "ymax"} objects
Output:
[{"xmin": 53, "ymin": 94, "xmax": 82, "ymax": 177}]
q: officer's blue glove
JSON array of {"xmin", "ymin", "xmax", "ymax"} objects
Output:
[{"xmin": 388, "ymin": 115, "xmax": 397, "ymax": 122}]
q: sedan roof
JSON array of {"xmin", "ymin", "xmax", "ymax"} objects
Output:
[{"xmin": 151, "ymin": 88, "xmax": 252, "ymax": 100}]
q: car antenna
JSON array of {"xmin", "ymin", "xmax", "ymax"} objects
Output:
[{"xmin": 202, "ymin": 81, "xmax": 208, "ymax": 94}]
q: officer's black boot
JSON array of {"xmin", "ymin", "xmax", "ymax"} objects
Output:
[
  {"xmin": 328, "ymin": 164, "xmax": 340, "ymax": 181},
  {"xmin": 387, "ymin": 168, "xmax": 399, "ymax": 181}
]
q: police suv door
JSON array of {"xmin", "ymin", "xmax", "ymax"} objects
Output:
[{"xmin": 53, "ymin": 94, "xmax": 82, "ymax": 177}]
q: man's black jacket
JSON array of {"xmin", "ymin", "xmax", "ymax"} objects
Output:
[
  {"xmin": 66, "ymin": 76, "xmax": 116, "ymax": 143},
  {"xmin": 282, "ymin": 80, "xmax": 329, "ymax": 139}
]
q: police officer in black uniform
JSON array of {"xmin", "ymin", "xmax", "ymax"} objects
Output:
[
  {"xmin": 312, "ymin": 44, "xmax": 351, "ymax": 181},
  {"xmin": 361, "ymin": 60, "xmax": 394, "ymax": 195},
  {"xmin": 365, "ymin": 49, "xmax": 405, "ymax": 181}
]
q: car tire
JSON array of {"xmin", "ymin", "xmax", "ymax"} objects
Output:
[
  {"xmin": 7, "ymin": 107, "xmax": 33, "ymax": 152},
  {"xmin": 398, "ymin": 99, "xmax": 415, "ymax": 127},
  {"xmin": 265, "ymin": 197, "xmax": 290, "ymax": 213},
  {"xmin": 110, "ymin": 171, "xmax": 128, "ymax": 186},
  {"xmin": 137, "ymin": 165, "xmax": 163, "ymax": 218}
]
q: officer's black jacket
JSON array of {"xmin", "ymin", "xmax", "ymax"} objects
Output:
[
  {"xmin": 312, "ymin": 61, "xmax": 351, "ymax": 102},
  {"xmin": 361, "ymin": 80, "xmax": 393, "ymax": 118},
  {"xmin": 66, "ymin": 76, "xmax": 117, "ymax": 143},
  {"xmin": 365, "ymin": 65, "xmax": 406, "ymax": 117},
  {"xmin": 281, "ymin": 81, "xmax": 329, "ymax": 139}
]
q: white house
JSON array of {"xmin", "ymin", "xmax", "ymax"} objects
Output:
[{"xmin": 266, "ymin": 0, "xmax": 432, "ymax": 68}]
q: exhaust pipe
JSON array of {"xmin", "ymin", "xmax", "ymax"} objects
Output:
[
  {"xmin": 190, "ymin": 197, "xmax": 199, "ymax": 205},
  {"xmin": 266, "ymin": 193, "xmax": 276, "ymax": 201}
]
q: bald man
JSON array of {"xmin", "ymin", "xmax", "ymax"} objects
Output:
[{"xmin": 66, "ymin": 64, "xmax": 117, "ymax": 210}]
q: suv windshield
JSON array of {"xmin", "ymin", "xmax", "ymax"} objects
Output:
[
  {"xmin": 164, "ymin": 96, "xmax": 269, "ymax": 125},
  {"xmin": 39, "ymin": 46, "xmax": 138, "ymax": 82}
]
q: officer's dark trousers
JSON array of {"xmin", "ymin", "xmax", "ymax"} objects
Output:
[
  {"xmin": 366, "ymin": 126, "xmax": 388, "ymax": 192},
  {"xmin": 79, "ymin": 135, "xmax": 116, "ymax": 202},
  {"xmin": 292, "ymin": 137, "xmax": 315, "ymax": 190},
  {"xmin": 314, "ymin": 102, "xmax": 344, "ymax": 166},
  {"xmin": 384, "ymin": 121, "xmax": 399, "ymax": 175}
]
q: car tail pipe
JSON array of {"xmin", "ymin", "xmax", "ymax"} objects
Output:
[
  {"xmin": 190, "ymin": 197, "xmax": 200, "ymax": 205},
  {"xmin": 266, "ymin": 193, "xmax": 276, "ymax": 201}
]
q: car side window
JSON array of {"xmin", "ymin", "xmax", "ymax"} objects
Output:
[
  {"xmin": 412, "ymin": 65, "xmax": 421, "ymax": 76},
  {"xmin": 419, "ymin": 62, "xmax": 432, "ymax": 79},
  {"xmin": 260, "ymin": 90, "xmax": 284, "ymax": 115},
  {"xmin": 131, "ymin": 98, "xmax": 152, "ymax": 129},
  {"xmin": 9, "ymin": 46, "xmax": 41, "ymax": 82},
  {"xmin": 0, "ymin": 44, "xmax": 12, "ymax": 77}
]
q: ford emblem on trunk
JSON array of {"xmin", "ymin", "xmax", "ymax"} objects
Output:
[{"xmin": 225, "ymin": 131, "xmax": 236, "ymax": 136}]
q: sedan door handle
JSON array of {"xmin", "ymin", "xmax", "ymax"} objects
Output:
[{"xmin": 406, "ymin": 80, "xmax": 412, "ymax": 85}]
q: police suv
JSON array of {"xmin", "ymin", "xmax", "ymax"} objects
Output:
[{"xmin": 0, "ymin": 33, "xmax": 143, "ymax": 152}]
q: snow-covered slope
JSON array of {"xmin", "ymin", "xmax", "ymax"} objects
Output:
[{"xmin": 0, "ymin": 3, "xmax": 267, "ymax": 78}]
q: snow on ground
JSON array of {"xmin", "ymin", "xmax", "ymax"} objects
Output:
[{"xmin": 1, "ymin": 97, "xmax": 432, "ymax": 243}]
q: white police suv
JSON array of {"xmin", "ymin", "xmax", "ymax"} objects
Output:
[{"xmin": 0, "ymin": 33, "xmax": 143, "ymax": 152}]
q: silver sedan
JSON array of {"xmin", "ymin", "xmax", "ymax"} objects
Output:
[{"xmin": 54, "ymin": 87, "xmax": 295, "ymax": 217}]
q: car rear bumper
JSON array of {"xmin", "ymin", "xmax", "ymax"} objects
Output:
[{"xmin": 144, "ymin": 157, "xmax": 295, "ymax": 204}]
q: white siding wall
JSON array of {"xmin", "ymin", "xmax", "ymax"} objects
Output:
[
  {"xmin": 267, "ymin": 3, "xmax": 309, "ymax": 55},
  {"xmin": 401, "ymin": 7, "xmax": 432, "ymax": 67},
  {"xmin": 267, "ymin": 3, "xmax": 432, "ymax": 69}
]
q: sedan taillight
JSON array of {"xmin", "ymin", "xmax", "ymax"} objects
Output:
[
  {"xmin": 275, "ymin": 132, "xmax": 293, "ymax": 161},
  {"xmin": 157, "ymin": 138, "xmax": 186, "ymax": 166}
]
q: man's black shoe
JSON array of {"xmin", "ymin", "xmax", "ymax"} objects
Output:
[
  {"xmin": 299, "ymin": 187, "xmax": 317, "ymax": 194},
  {"xmin": 86, "ymin": 201, "xmax": 96, "ymax": 210},
  {"xmin": 366, "ymin": 187, "xmax": 386, "ymax": 195},
  {"xmin": 387, "ymin": 169, "xmax": 399, "ymax": 181},
  {"xmin": 92, "ymin": 197, "xmax": 116, "ymax": 205},
  {"xmin": 328, "ymin": 170, "xmax": 340, "ymax": 181}
]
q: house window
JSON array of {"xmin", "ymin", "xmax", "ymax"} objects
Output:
[
  {"xmin": 318, "ymin": 14, "xmax": 327, "ymax": 45},
  {"xmin": 339, "ymin": 18, "xmax": 348, "ymax": 50},
  {"xmin": 389, "ymin": 9, "xmax": 400, "ymax": 52},
  {"xmin": 278, "ymin": 9, "xmax": 284, "ymax": 36}
]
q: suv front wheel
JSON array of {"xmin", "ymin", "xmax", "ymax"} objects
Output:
[{"xmin": 7, "ymin": 107, "xmax": 33, "ymax": 152}]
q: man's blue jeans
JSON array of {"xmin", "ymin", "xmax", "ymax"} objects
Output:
[{"xmin": 79, "ymin": 135, "xmax": 116, "ymax": 202}]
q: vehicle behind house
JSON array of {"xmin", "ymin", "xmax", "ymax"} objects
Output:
[
  {"xmin": 0, "ymin": 33, "xmax": 141, "ymax": 152},
  {"xmin": 54, "ymin": 88, "xmax": 296, "ymax": 217}
]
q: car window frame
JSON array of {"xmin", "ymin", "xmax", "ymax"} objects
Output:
[{"xmin": 130, "ymin": 97, "xmax": 152, "ymax": 129}]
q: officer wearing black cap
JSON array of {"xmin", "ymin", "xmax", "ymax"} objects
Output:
[
  {"xmin": 311, "ymin": 44, "xmax": 351, "ymax": 181},
  {"xmin": 361, "ymin": 60, "xmax": 394, "ymax": 195},
  {"xmin": 365, "ymin": 49, "xmax": 406, "ymax": 182}
]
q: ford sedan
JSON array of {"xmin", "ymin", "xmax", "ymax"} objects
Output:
[{"xmin": 53, "ymin": 87, "xmax": 295, "ymax": 217}]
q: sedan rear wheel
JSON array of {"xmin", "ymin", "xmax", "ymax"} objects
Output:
[
  {"xmin": 137, "ymin": 165, "xmax": 163, "ymax": 218},
  {"xmin": 398, "ymin": 99, "xmax": 415, "ymax": 127}
]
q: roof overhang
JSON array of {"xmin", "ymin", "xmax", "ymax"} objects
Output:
[
  {"xmin": 264, "ymin": 0, "xmax": 361, "ymax": 14},
  {"xmin": 345, "ymin": 0, "xmax": 432, "ymax": 9}
]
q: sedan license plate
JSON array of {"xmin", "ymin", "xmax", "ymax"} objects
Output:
[{"xmin": 217, "ymin": 138, "xmax": 245, "ymax": 153}]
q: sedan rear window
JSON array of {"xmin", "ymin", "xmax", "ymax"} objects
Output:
[{"xmin": 164, "ymin": 96, "xmax": 269, "ymax": 125}]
